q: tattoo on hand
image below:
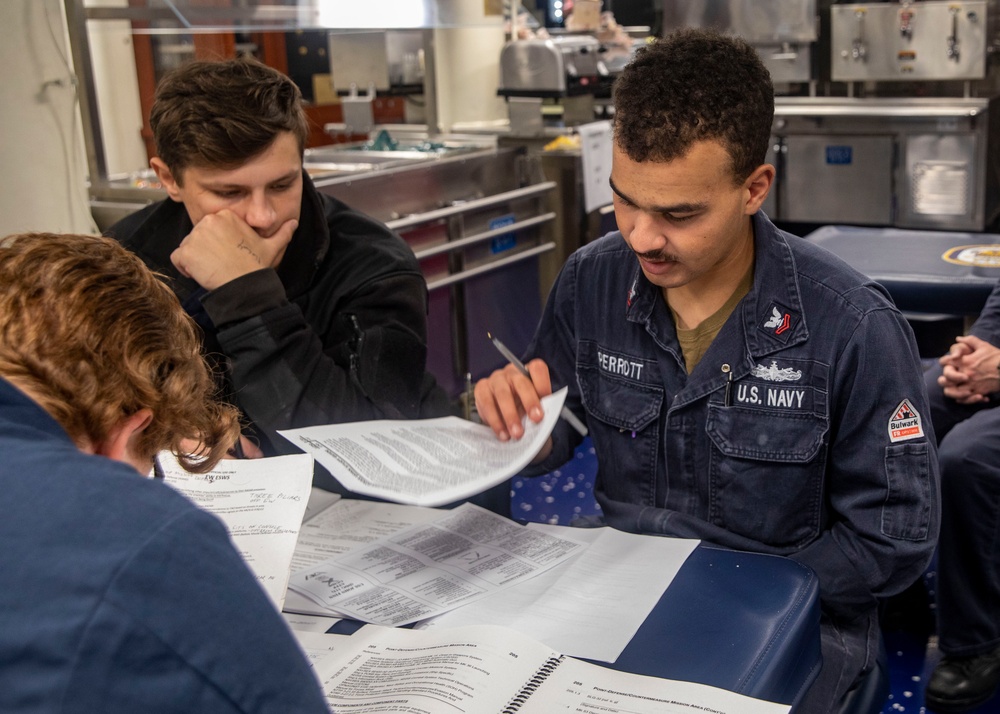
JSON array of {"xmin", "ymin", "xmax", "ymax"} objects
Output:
[{"xmin": 236, "ymin": 239, "xmax": 261, "ymax": 264}]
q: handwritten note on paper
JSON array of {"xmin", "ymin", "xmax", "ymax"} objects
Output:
[
  {"xmin": 286, "ymin": 502, "xmax": 587, "ymax": 626},
  {"xmin": 279, "ymin": 388, "xmax": 567, "ymax": 507},
  {"xmin": 158, "ymin": 452, "xmax": 314, "ymax": 610}
]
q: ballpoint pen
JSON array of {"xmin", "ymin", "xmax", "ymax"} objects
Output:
[
  {"xmin": 463, "ymin": 371, "xmax": 473, "ymax": 421},
  {"xmin": 488, "ymin": 332, "xmax": 589, "ymax": 437}
]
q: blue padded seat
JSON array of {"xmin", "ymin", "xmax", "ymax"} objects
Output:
[{"xmin": 603, "ymin": 545, "xmax": 822, "ymax": 708}]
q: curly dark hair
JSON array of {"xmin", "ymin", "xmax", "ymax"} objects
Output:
[
  {"xmin": 150, "ymin": 57, "xmax": 309, "ymax": 182},
  {"xmin": 612, "ymin": 28, "xmax": 774, "ymax": 183}
]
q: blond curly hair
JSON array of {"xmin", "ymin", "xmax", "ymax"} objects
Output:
[{"xmin": 0, "ymin": 232, "xmax": 239, "ymax": 472}]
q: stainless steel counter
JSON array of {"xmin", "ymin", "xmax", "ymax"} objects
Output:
[{"xmin": 768, "ymin": 95, "xmax": 1000, "ymax": 231}]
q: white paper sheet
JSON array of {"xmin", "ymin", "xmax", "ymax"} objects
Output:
[
  {"xmin": 525, "ymin": 653, "xmax": 790, "ymax": 714},
  {"xmin": 286, "ymin": 502, "xmax": 587, "ymax": 626},
  {"xmin": 282, "ymin": 612, "xmax": 340, "ymax": 633},
  {"xmin": 291, "ymin": 629, "xmax": 353, "ymax": 692},
  {"xmin": 302, "ymin": 487, "xmax": 342, "ymax": 522},
  {"xmin": 417, "ymin": 526, "xmax": 699, "ymax": 663},
  {"xmin": 278, "ymin": 388, "xmax": 567, "ymax": 507},
  {"xmin": 282, "ymin": 499, "xmax": 442, "ymax": 616},
  {"xmin": 291, "ymin": 499, "xmax": 443, "ymax": 571},
  {"xmin": 292, "ymin": 625, "xmax": 790, "ymax": 714},
  {"xmin": 578, "ymin": 120, "xmax": 614, "ymax": 214},
  {"xmin": 158, "ymin": 452, "xmax": 314, "ymax": 609}
]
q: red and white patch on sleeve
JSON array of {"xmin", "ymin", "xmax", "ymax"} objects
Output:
[{"xmin": 888, "ymin": 398, "xmax": 925, "ymax": 443}]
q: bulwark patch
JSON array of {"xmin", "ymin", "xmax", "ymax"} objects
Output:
[{"xmin": 888, "ymin": 398, "xmax": 925, "ymax": 443}]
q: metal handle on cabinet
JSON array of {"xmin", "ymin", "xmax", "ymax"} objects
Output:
[
  {"xmin": 426, "ymin": 243, "xmax": 556, "ymax": 291},
  {"xmin": 412, "ymin": 213, "xmax": 556, "ymax": 260},
  {"xmin": 770, "ymin": 42, "xmax": 799, "ymax": 62},
  {"xmin": 386, "ymin": 182, "xmax": 557, "ymax": 231}
]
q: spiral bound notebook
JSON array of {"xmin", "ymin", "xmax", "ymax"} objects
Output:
[
  {"xmin": 296, "ymin": 623, "xmax": 791, "ymax": 714},
  {"xmin": 501, "ymin": 653, "xmax": 564, "ymax": 713}
]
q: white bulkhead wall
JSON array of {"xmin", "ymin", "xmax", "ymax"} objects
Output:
[{"xmin": 0, "ymin": 0, "xmax": 94, "ymax": 235}]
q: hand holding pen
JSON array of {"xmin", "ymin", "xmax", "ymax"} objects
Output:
[{"xmin": 475, "ymin": 334, "xmax": 587, "ymax": 454}]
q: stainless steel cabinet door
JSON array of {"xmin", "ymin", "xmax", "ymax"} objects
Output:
[{"xmin": 781, "ymin": 135, "xmax": 895, "ymax": 225}]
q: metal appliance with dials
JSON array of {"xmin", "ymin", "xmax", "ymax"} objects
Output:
[
  {"xmin": 830, "ymin": 1, "xmax": 987, "ymax": 82},
  {"xmin": 763, "ymin": 1, "xmax": 1000, "ymax": 231},
  {"xmin": 661, "ymin": 0, "xmax": 818, "ymax": 86},
  {"xmin": 498, "ymin": 36, "xmax": 609, "ymax": 135}
]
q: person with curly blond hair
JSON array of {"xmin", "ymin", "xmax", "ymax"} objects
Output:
[{"xmin": 0, "ymin": 232, "xmax": 328, "ymax": 713}]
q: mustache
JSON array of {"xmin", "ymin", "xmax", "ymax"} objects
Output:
[{"xmin": 634, "ymin": 248, "xmax": 676, "ymax": 262}]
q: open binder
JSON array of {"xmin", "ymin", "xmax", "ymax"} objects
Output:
[
  {"xmin": 296, "ymin": 623, "xmax": 791, "ymax": 714},
  {"xmin": 502, "ymin": 653, "xmax": 563, "ymax": 713}
]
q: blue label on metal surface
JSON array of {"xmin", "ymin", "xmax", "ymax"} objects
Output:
[
  {"xmin": 489, "ymin": 214, "xmax": 517, "ymax": 253},
  {"xmin": 825, "ymin": 146, "xmax": 853, "ymax": 165}
]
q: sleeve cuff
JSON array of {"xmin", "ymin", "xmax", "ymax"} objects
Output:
[
  {"xmin": 519, "ymin": 423, "xmax": 577, "ymax": 478},
  {"xmin": 201, "ymin": 268, "xmax": 287, "ymax": 327}
]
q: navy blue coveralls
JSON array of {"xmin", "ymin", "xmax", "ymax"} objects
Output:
[
  {"xmin": 926, "ymin": 279, "xmax": 1000, "ymax": 657},
  {"xmin": 524, "ymin": 211, "xmax": 940, "ymax": 711}
]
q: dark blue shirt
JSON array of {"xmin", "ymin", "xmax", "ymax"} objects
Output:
[{"xmin": 0, "ymin": 378, "xmax": 329, "ymax": 713}]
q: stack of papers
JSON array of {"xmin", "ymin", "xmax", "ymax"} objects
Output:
[
  {"xmin": 158, "ymin": 394, "xmax": 699, "ymax": 664},
  {"xmin": 285, "ymin": 502, "xmax": 588, "ymax": 626}
]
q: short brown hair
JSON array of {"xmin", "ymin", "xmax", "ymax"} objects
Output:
[
  {"xmin": 150, "ymin": 57, "xmax": 309, "ymax": 181},
  {"xmin": 613, "ymin": 29, "xmax": 774, "ymax": 183},
  {"xmin": 0, "ymin": 232, "xmax": 240, "ymax": 472}
]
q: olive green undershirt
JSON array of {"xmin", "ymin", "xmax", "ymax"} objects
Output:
[{"xmin": 670, "ymin": 261, "xmax": 755, "ymax": 374}]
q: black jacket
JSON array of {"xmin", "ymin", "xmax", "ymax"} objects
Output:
[{"xmin": 108, "ymin": 173, "xmax": 455, "ymax": 461}]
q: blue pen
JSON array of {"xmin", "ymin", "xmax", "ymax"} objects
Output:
[{"xmin": 488, "ymin": 332, "xmax": 589, "ymax": 437}]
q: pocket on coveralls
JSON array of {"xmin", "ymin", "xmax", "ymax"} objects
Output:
[
  {"xmin": 706, "ymin": 404, "xmax": 828, "ymax": 548},
  {"xmin": 578, "ymin": 363, "xmax": 663, "ymax": 506},
  {"xmin": 882, "ymin": 442, "xmax": 933, "ymax": 541}
]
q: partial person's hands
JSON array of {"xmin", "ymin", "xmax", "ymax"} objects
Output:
[
  {"xmin": 474, "ymin": 359, "xmax": 555, "ymax": 463},
  {"xmin": 171, "ymin": 209, "xmax": 298, "ymax": 291},
  {"xmin": 938, "ymin": 339, "xmax": 974, "ymax": 398},
  {"xmin": 938, "ymin": 334, "xmax": 1000, "ymax": 404},
  {"xmin": 228, "ymin": 435, "xmax": 265, "ymax": 459}
]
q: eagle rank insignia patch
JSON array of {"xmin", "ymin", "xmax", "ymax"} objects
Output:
[{"xmin": 888, "ymin": 399, "xmax": 925, "ymax": 443}]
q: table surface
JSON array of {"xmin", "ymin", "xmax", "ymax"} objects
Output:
[
  {"xmin": 805, "ymin": 225, "xmax": 1000, "ymax": 314},
  {"xmin": 330, "ymin": 541, "xmax": 822, "ymax": 707}
]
